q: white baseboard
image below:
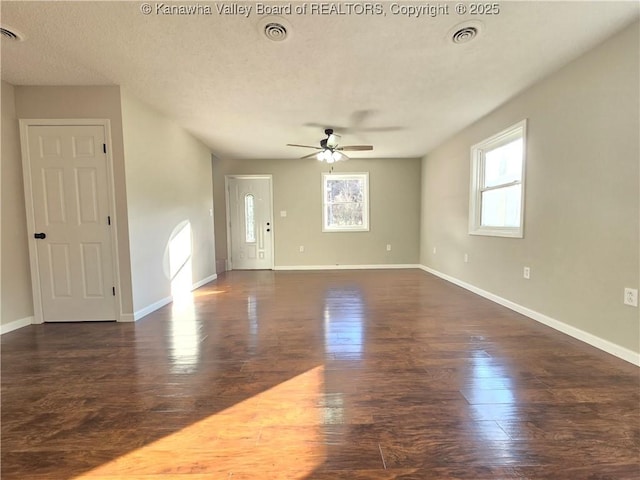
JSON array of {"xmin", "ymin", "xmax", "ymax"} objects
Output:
[
  {"xmin": 192, "ymin": 273, "xmax": 217, "ymax": 290},
  {"xmin": 134, "ymin": 295, "xmax": 173, "ymax": 321},
  {"xmin": 1, "ymin": 316, "xmax": 34, "ymax": 335},
  {"xmin": 274, "ymin": 264, "xmax": 421, "ymax": 271},
  {"xmin": 420, "ymin": 265, "xmax": 640, "ymax": 367},
  {"xmin": 133, "ymin": 274, "xmax": 218, "ymax": 321}
]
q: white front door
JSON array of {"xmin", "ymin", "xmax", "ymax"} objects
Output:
[
  {"xmin": 227, "ymin": 176, "xmax": 273, "ymax": 270},
  {"xmin": 23, "ymin": 124, "xmax": 116, "ymax": 321}
]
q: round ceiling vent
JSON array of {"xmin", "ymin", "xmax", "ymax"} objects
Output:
[
  {"xmin": 1, "ymin": 26, "xmax": 25, "ymax": 42},
  {"xmin": 447, "ymin": 20, "xmax": 483, "ymax": 45},
  {"xmin": 452, "ymin": 26, "xmax": 478, "ymax": 44},
  {"xmin": 264, "ymin": 22, "xmax": 288, "ymax": 41},
  {"xmin": 258, "ymin": 16, "xmax": 292, "ymax": 42}
]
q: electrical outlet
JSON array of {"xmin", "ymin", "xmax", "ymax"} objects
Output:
[
  {"xmin": 433, "ymin": 247, "xmax": 437, "ymax": 255},
  {"xmin": 464, "ymin": 253, "xmax": 469, "ymax": 263},
  {"xmin": 624, "ymin": 288, "xmax": 638, "ymax": 307},
  {"xmin": 299, "ymin": 245, "xmax": 304, "ymax": 253},
  {"xmin": 523, "ymin": 266, "xmax": 530, "ymax": 279},
  {"xmin": 386, "ymin": 244, "xmax": 392, "ymax": 252}
]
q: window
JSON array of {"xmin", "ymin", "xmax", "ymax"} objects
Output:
[
  {"xmin": 469, "ymin": 120, "xmax": 527, "ymax": 238},
  {"xmin": 244, "ymin": 194, "xmax": 255, "ymax": 243},
  {"xmin": 322, "ymin": 172, "xmax": 369, "ymax": 232}
]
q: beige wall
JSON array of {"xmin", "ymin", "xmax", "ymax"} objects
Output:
[
  {"xmin": 6, "ymin": 85, "xmax": 215, "ymax": 322},
  {"xmin": 14, "ymin": 85, "xmax": 134, "ymax": 317},
  {"xmin": 420, "ymin": 22, "xmax": 639, "ymax": 354},
  {"xmin": 120, "ymin": 90, "xmax": 216, "ymax": 315},
  {"xmin": 1, "ymin": 81, "xmax": 33, "ymax": 327},
  {"xmin": 213, "ymin": 157, "xmax": 421, "ymax": 269}
]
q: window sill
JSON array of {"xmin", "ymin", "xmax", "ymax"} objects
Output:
[
  {"xmin": 469, "ymin": 227, "xmax": 523, "ymax": 238},
  {"xmin": 323, "ymin": 227, "xmax": 370, "ymax": 233}
]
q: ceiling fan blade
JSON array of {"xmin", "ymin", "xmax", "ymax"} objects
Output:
[
  {"xmin": 360, "ymin": 126, "xmax": 403, "ymax": 132},
  {"xmin": 287, "ymin": 143, "xmax": 321, "ymax": 150},
  {"xmin": 339, "ymin": 145, "xmax": 373, "ymax": 151},
  {"xmin": 300, "ymin": 151, "xmax": 320, "ymax": 160},
  {"xmin": 349, "ymin": 110, "xmax": 372, "ymax": 129}
]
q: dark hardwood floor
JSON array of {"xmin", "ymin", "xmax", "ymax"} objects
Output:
[{"xmin": 2, "ymin": 270, "xmax": 639, "ymax": 479}]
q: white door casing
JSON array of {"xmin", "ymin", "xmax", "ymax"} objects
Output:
[
  {"xmin": 20, "ymin": 121, "xmax": 119, "ymax": 322},
  {"xmin": 226, "ymin": 176, "xmax": 274, "ymax": 270}
]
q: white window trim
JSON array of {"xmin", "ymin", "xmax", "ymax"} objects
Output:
[
  {"xmin": 322, "ymin": 172, "xmax": 370, "ymax": 232},
  {"xmin": 469, "ymin": 119, "xmax": 527, "ymax": 238}
]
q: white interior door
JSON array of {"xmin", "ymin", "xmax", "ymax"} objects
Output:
[
  {"xmin": 24, "ymin": 124, "xmax": 116, "ymax": 322},
  {"xmin": 227, "ymin": 176, "xmax": 273, "ymax": 270}
]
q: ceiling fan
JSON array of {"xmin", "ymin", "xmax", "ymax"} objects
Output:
[{"xmin": 287, "ymin": 128, "xmax": 373, "ymax": 163}]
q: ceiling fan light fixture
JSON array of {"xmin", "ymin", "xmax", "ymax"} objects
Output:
[{"xmin": 317, "ymin": 149, "xmax": 340, "ymax": 163}]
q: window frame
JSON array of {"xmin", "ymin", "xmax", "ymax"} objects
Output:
[
  {"xmin": 469, "ymin": 119, "xmax": 527, "ymax": 238},
  {"xmin": 322, "ymin": 172, "xmax": 370, "ymax": 233}
]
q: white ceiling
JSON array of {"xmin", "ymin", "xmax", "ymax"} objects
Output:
[{"xmin": 1, "ymin": 1, "xmax": 638, "ymax": 159}]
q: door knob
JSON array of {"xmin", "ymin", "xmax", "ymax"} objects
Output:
[{"xmin": 34, "ymin": 233, "xmax": 47, "ymax": 239}]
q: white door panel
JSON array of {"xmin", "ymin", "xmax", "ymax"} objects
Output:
[
  {"xmin": 26, "ymin": 125, "xmax": 116, "ymax": 321},
  {"xmin": 228, "ymin": 176, "xmax": 273, "ymax": 270}
]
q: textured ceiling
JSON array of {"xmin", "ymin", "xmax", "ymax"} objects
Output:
[{"xmin": 1, "ymin": 1, "xmax": 638, "ymax": 159}]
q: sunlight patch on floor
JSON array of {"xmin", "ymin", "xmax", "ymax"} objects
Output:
[
  {"xmin": 74, "ymin": 366, "xmax": 326, "ymax": 479},
  {"xmin": 192, "ymin": 288, "xmax": 227, "ymax": 297}
]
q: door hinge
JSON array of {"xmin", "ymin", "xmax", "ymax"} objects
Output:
[
  {"xmin": 103, "ymin": 143, "xmax": 107, "ymax": 154},
  {"xmin": 107, "ymin": 215, "xmax": 111, "ymax": 226},
  {"xmin": 112, "ymin": 287, "xmax": 116, "ymax": 296}
]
